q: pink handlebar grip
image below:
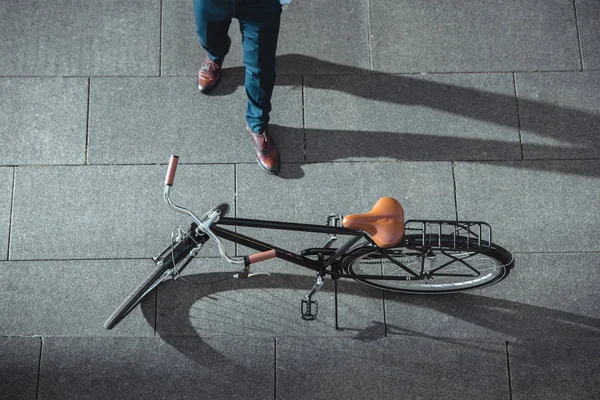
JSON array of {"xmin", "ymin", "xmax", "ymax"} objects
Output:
[
  {"xmin": 248, "ymin": 249, "xmax": 277, "ymax": 264},
  {"xmin": 165, "ymin": 155, "xmax": 179, "ymax": 186}
]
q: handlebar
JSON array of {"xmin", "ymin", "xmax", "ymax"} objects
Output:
[
  {"xmin": 163, "ymin": 156, "xmax": 244, "ymax": 265},
  {"xmin": 165, "ymin": 155, "xmax": 179, "ymax": 186}
]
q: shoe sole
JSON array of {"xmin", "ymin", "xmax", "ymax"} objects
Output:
[{"xmin": 256, "ymin": 159, "xmax": 280, "ymax": 175}]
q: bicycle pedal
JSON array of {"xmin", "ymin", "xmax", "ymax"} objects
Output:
[{"xmin": 300, "ymin": 299, "xmax": 318, "ymax": 320}]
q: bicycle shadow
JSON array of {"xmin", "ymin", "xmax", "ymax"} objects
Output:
[
  {"xmin": 139, "ymin": 270, "xmax": 600, "ymax": 372},
  {"xmin": 211, "ymin": 54, "xmax": 599, "ymax": 179}
]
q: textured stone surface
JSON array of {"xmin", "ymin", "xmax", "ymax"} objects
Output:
[
  {"xmin": 274, "ymin": 0, "xmax": 371, "ymax": 75},
  {"xmin": 156, "ymin": 260, "xmax": 385, "ymax": 338},
  {"xmin": 0, "ymin": 0, "xmax": 160, "ymax": 76},
  {"xmin": 510, "ymin": 340, "xmax": 600, "ymax": 400},
  {"xmin": 0, "ymin": 78, "xmax": 88, "ymax": 165},
  {"xmin": 161, "ymin": 0, "xmax": 208, "ymax": 76},
  {"xmin": 276, "ymin": 337, "xmax": 509, "ymax": 400},
  {"xmin": 161, "ymin": 0, "xmax": 370, "ymax": 76},
  {"xmin": 0, "ymin": 168, "xmax": 12, "ymax": 261},
  {"xmin": 369, "ymin": 0, "xmax": 580, "ymax": 73},
  {"xmin": 385, "ymin": 253, "xmax": 600, "ymax": 341},
  {"xmin": 0, "ymin": 337, "xmax": 40, "ymax": 400},
  {"xmin": 516, "ymin": 71, "xmax": 600, "ymax": 159},
  {"xmin": 38, "ymin": 336, "xmax": 274, "ymax": 400},
  {"xmin": 236, "ymin": 161, "xmax": 456, "ymax": 254},
  {"xmin": 88, "ymin": 76, "xmax": 303, "ymax": 164},
  {"xmin": 454, "ymin": 160, "xmax": 600, "ymax": 252},
  {"xmin": 578, "ymin": 0, "xmax": 600, "ymax": 70},
  {"xmin": 305, "ymin": 73, "xmax": 520, "ymax": 162},
  {"xmin": 10, "ymin": 165, "xmax": 234, "ymax": 260},
  {"xmin": 1, "ymin": 0, "xmax": 597, "ymax": 397},
  {"xmin": 0, "ymin": 260, "xmax": 158, "ymax": 336}
]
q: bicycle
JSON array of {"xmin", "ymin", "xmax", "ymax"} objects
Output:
[{"xmin": 104, "ymin": 156, "xmax": 514, "ymax": 329}]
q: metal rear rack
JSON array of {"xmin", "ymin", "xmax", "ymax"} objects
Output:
[{"xmin": 403, "ymin": 220, "xmax": 493, "ymax": 250}]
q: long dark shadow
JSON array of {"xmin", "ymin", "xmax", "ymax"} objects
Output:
[
  {"xmin": 265, "ymin": 125, "xmax": 600, "ymax": 179},
  {"xmin": 140, "ymin": 271, "xmax": 599, "ymax": 372},
  {"xmin": 211, "ymin": 54, "xmax": 599, "ymax": 178}
]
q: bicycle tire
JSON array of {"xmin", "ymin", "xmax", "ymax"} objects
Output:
[
  {"xmin": 342, "ymin": 234, "xmax": 513, "ymax": 294},
  {"xmin": 104, "ymin": 225, "xmax": 207, "ymax": 330},
  {"xmin": 104, "ymin": 259, "xmax": 174, "ymax": 330}
]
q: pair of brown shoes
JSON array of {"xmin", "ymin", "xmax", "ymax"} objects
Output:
[{"xmin": 198, "ymin": 57, "xmax": 280, "ymax": 175}]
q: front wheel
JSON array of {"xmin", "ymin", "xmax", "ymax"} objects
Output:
[
  {"xmin": 104, "ymin": 224, "xmax": 207, "ymax": 329},
  {"xmin": 104, "ymin": 259, "xmax": 174, "ymax": 330},
  {"xmin": 342, "ymin": 234, "xmax": 513, "ymax": 294}
]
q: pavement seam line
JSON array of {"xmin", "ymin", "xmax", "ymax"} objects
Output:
[
  {"xmin": 154, "ymin": 288, "xmax": 158, "ymax": 336},
  {"xmin": 506, "ymin": 341, "xmax": 513, "ymax": 400},
  {"xmin": 451, "ymin": 161, "xmax": 459, "ymax": 221},
  {"xmin": 571, "ymin": 0, "xmax": 584, "ymax": 70},
  {"xmin": 301, "ymin": 75, "xmax": 307, "ymax": 162},
  {"xmin": 6, "ymin": 167, "xmax": 16, "ymax": 260},
  {"xmin": 0, "ymin": 67, "xmax": 590, "ymax": 79},
  {"xmin": 85, "ymin": 77, "xmax": 91, "ymax": 165},
  {"xmin": 367, "ymin": 0, "xmax": 373, "ymax": 72},
  {"xmin": 382, "ymin": 289, "xmax": 388, "ymax": 337},
  {"xmin": 35, "ymin": 336, "xmax": 43, "ymax": 400},
  {"xmin": 273, "ymin": 337, "xmax": 277, "ymax": 400},
  {"xmin": 512, "ymin": 73, "xmax": 524, "ymax": 160},
  {"xmin": 234, "ymin": 163, "xmax": 239, "ymax": 257},
  {"xmin": 159, "ymin": 0, "xmax": 163, "ymax": 76}
]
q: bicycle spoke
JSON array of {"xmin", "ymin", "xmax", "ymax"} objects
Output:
[{"xmin": 345, "ymin": 236, "xmax": 512, "ymax": 293}]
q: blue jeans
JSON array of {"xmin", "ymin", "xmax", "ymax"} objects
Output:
[{"xmin": 193, "ymin": 0, "xmax": 282, "ymax": 133}]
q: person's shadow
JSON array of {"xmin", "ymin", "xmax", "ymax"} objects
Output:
[
  {"xmin": 209, "ymin": 54, "xmax": 599, "ymax": 179},
  {"xmin": 139, "ymin": 271, "xmax": 600, "ymax": 374}
]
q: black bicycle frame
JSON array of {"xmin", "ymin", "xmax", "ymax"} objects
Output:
[
  {"xmin": 210, "ymin": 216, "xmax": 495, "ymax": 281},
  {"xmin": 214, "ymin": 217, "xmax": 368, "ymax": 274}
]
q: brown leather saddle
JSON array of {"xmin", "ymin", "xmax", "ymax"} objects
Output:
[{"xmin": 342, "ymin": 197, "xmax": 405, "ymax": 248}]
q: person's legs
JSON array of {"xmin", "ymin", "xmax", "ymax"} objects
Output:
[
  {"xmin": 238, "ymin": 1, "xmax": 281, "ymax": 133},
  {"xmin": 193, "ymin": 0, "xmax": 233, "ymax": 64}
]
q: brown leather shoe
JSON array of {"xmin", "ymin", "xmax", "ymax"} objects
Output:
[
  {"xmin": 197, "ymin": 56, "xmax": 222, "ymax": 93},
  {"xmin": 247, "ymin": 126, "xmax": 281, "ymax": 175}
]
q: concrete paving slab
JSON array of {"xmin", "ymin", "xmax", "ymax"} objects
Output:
[
  {"xmin": 516, "ymin": 71, "xmax": 600, "ymax": 159},
  {"xmin": 577, "ymin": 0, "xmax": 600, "ymax": 70},
  {"xmin": 384, "ymin": 252, "xmax": 600, "ymax": 341},
  {"xmin": 454, "ymin": 160, "xmax": 600, "ymax": 252},
  {"xmin": 274, "ymin": 0, "xmax": 371, "ymax": 75},
  {"xmin": 276, "ymin": 337, "xmax": 509, "ymax": 400},
  {"xmin": 236, "ymin": 162, "xmax": 456, "ymax": 254},
  {"xmin": 38, "ymin": 336, "xmax": 274, "ymax": 400},
  {"xmin": 161, "ymin": 0, "xmax": 206, "ymax": 76},
  {"xmin": 10, "ymin": 164, "xmax": 233, "ymax": 260},
  {"xmin": 369, "ymin": 0, "xmax": 580, "ymax": 73},
  {"xmin": 0, "ymin": 78, "xmax": 88, "ymax": 165},
  {"xmin": 509, "ymin": 339, "xmax": 600, "ymax": 400},
  {"xmin": 88, "ymin": 76, "xmax": 303, "ymax": 164},
  {"xmin": 0, "ymin": 0, "xmax": 160, "ymax": 76},
  {"xmin": 305, "ymin": 73, "xmax": 520, "ymax": 162},
  {"xmin": 161, "ymin": 0, "xmax": 370, "ymax": 76},
  {"xmin": 0, "ymin": 260, "xmax": 158, "ymax": 337},
  {"xmin": 0, "ymin": 168, "xmax": 12, "ymax": 261},
  {"xmin": 0, "ymin": 337, "xmax": 40, "ymax": 400},
  {"xmin": 156, "ymin": 260, "xmax": 385, "ymax": 338}
]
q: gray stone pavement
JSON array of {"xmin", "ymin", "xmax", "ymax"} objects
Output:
[{"xmin": 1, "ymin": 0, "xmax": 599, "ymax": 399}]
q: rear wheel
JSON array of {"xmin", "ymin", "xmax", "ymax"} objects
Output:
[{"xmin": 342, "ymin": 234, "xmax": 513, "ymax": 294}]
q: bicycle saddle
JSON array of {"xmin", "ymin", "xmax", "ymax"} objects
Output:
[{"xmin": 342, "ymin": 197, "xmax": 405, "ymax": 248}]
